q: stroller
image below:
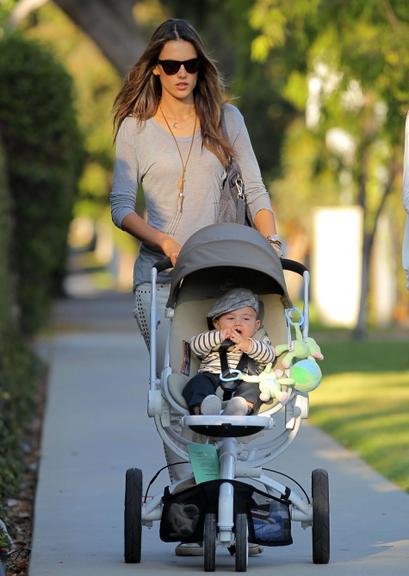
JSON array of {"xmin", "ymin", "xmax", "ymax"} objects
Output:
[{"xmin": 124, "ymin": 223, "xmax": 330, "ymax": 572}]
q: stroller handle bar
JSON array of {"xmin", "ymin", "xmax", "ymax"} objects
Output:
[
  {"xmin": 280, "ymin": 258, "xmax": 308, "ymax": 276},
  {"xmin": 153, "ymin": 256, "xmax": 309, "ymax": 276},
  {"xmin": 153, "ymin": 256, "xmax": 173, "ymax": 272}
]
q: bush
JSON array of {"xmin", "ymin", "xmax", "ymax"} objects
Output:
[
  {"xmin": 0, "ymin": 33, "xmax": 84, "ymax": 335},
  {"xmin": 0, "ymin": 135, "xmax": 34, "ymax": 515}
]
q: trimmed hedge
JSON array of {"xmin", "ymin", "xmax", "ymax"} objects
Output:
[
  {"xmin": 0, "ymin": 33, "xmax": 84, "ymax": 335},
  {"xmin": 0, "ymin": 34, "xmax": 84, "ymax": 518},
  {"xmin": 0, "ymin": 136, "xmax": 34, "ymax": 516}
]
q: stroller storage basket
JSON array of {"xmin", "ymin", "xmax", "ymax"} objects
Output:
[
  {"xmin": 160, "ymin": 483, "xmax": 209, "ymax": 543},
  {"xmin": 160, "ymin": 480, "xmax": 292, "ymax": 547},
  {"xmin": 248, "ymin": 487, "xmax": 293, "ymax": 547}
]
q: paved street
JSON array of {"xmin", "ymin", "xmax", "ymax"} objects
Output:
[{"xmin": 29, "ymin": 293, "xmax": 409, "ymax": 575}]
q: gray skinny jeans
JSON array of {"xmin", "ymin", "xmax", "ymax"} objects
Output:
[{"xmin": 133, "ymin": 282, "xmax": 192, "ymax": 482}]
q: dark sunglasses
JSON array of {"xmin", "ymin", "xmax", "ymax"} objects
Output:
[{"xmin": 158, "ymin": 58, "xmax": 200, "ymax": 75}]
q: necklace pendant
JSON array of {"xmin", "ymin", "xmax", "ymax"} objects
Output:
[
  {"xmin": 177, "ymin": 175, "xmax": 185, "ymax": 213},
  {"xmin": 177, "ymin": 191, "xmax": 184, "ymax": 213}
]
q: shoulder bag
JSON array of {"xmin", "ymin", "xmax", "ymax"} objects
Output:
[{"xmin": 217, "ymin": 109, "xmax": 253, "ymax": 227}]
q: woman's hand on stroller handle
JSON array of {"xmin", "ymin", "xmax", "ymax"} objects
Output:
[
  {"xmin": 153, "ymin": 235, "xmax": 182, "ymax": 270},
  {"xmin": 159, "ymin": 234, "xmax": 181, "ymax": 266}
]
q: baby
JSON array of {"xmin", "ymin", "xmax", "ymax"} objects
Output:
[{"xmin": 182, "ymin": 288, "xmax": 275, "ymax": 415}]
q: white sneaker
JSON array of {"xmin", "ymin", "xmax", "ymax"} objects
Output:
[
  {"xmin": 200, "ymin": 394, "xmax": 222, "ymax": 415},
  {"xmin": 223, "ymin": 396, "xmax": 249, "ymax": 415}
]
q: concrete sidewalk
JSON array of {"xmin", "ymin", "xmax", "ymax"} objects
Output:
[{"xmin": 29, "ymin": 294, "xmax": 409, "ymax": 575}]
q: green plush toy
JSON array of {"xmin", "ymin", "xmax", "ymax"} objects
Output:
[
  {"xmin": 276, "ymin": 358, "xmax": 322, "ymax": 393},
  {"xmin": 273, "ymin": 308, "xmax": 324, "ymax": 394},
  {"xmin": 240, "ymin": 363, "xmax": 290, "ymax": 403}
]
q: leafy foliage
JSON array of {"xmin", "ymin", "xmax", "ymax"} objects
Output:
[
  {"xmin": 249, "ymin": 0, "xmax": 409, "ymax": 334},
  {"xmin": 0, "ymin": 32, "xmax": 84, "ymax": 334},
  {"xmin": 0, "ymin": 137, "xmax": 34, "ymax": 515},
  {"xmin": 25, "ymin": 3, "xmax": 121, "ymax": 218},
  {"xmin": 0, "ymin": 0, "xmax": 17, "ymax": 27}
]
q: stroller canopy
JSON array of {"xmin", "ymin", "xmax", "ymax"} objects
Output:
[{"xmin": 167, "ymin": 223, "xmax": 291, "ymax": 308}]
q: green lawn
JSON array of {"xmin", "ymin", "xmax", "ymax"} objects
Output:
[{"xmin": 309, "ymin": 339, "xmax": 409, "ymax": 492}]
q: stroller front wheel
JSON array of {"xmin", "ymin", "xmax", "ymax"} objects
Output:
[
  {"xmin": 124, "ymin": 468, "xmax": 143, "ymax": 563},
  {"xmin": 203, "ymin": 513, "xmax": 217, "ymax": 572},
  {"xmin": 235, "ymin": 513, "xmax": 248, "ymax": 572}
]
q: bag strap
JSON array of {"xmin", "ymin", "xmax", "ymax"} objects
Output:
[
  {"xmin": 220, "ymin": 106, "xmax": 253, "ymax": 227},
  {"xmin": 220, "ymin": 108, "xmax": 244, "ymax": 191}
]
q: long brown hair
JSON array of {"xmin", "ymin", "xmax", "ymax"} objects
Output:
[{"xmin": 113, "ymin": 18, "xmax": 234, "ymax": 166}]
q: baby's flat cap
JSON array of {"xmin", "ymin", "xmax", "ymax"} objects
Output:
[{"xmin": 207, "ymin": 288, "xmax": 259, "ymax": 321}]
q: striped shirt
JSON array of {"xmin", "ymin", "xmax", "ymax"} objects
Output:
[{"xmin": 190, "ymin": 330, "xmax": 275, "ymax": 375}]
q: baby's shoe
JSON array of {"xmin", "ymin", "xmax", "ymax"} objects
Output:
[
  {"xmin": 223, "ymin": 396, "xmax": 249, "ymax": 415},
  {"xmin": 201, "ymin": 394, "xmax": 222, "ymax": 415}
]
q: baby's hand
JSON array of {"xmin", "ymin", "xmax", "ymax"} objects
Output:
[
  {"xmin": 219, "ymin": 328, "xmax": 233, "ymax": 342},
  {"xmin": 229, "ymin": 329, "xmax": 253, "ymax": 354}
]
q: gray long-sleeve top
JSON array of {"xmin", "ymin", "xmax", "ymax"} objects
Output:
[{"xmin": 110, "ymin": 103, "xmax": 273, "ymax": 287}]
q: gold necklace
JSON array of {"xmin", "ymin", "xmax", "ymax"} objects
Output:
[
  {"xmin": 168, "ymin": 113, "xmax": 195, "ymax": 129},
  {"xmin": 160, "ymin": 105, "xmax": 197, "ymax": 214}
]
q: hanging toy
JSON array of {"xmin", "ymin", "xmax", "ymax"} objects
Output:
[{"xmin": 274, "ymin": 308, "xmax": 324, "ymax": 393}]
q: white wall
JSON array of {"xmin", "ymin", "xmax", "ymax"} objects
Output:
[{"xmin": 312, "ymin": 207, "xmax": 362, "ymax": 327}]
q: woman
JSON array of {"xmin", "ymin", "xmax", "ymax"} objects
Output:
[{"xmin": 110, "ymin": 18, "xmax": 280, "ymax": 556}]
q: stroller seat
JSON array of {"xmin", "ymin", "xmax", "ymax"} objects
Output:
[{"xmin": 166, "ymin": 273, "xmax": 289, "ymax": 415}]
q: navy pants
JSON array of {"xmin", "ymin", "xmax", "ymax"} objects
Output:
[{"xmin": 182, "ymin": 371, "xmax": 262, "ymax": 414}]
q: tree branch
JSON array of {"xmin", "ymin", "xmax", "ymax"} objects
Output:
[
  {"xmin": 8, "ymin": 0, "xmax": 49, "ymax": 29},
  {"xmin": 53, "ymin": 0, "xmax": 146, "ymax": 76},
  {"xmin": 372, "ymin": 150, "xmax": 399, "ymax": 238}
]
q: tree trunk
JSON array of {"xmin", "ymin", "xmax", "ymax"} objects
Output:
[
  {"xmin": 354, "ymin": 231, "xmax": 371, "ymax": 340},
  {"xmin": 353, "ymin": 151, "xmax": 398, "ymax": 339},
  {"xmin": 53, "ymin": 0, "xmax": 146, "ymax": 76}
]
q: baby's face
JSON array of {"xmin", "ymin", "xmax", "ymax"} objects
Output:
[{"xmin": 213, "ymin": 306, "xmax": 260, "ymax": 338}]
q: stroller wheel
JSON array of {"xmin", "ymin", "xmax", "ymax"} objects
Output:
[
  {"xmin": 311, "ymin": 468, "xmax": 330, "ymax": 564},
  {"xmin": 234, "ymin": 513, "xmax": 248, "ymax": 572},
  {"xmin": 203, "ymin": 513, "xmax": 216, "ymax": 572},
  {"xmin": 124, "ymin": 468, "xmax": 142, "ymax": 563}
]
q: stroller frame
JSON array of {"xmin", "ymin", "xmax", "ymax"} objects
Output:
[{"xmin": 125, "ymin": 225, "xmax": 329, "ymax": 571}]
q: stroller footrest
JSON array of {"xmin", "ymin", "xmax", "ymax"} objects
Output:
[{"xmin": 183, "ymin": 415, "xmax": 273, "ymax": 438}]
